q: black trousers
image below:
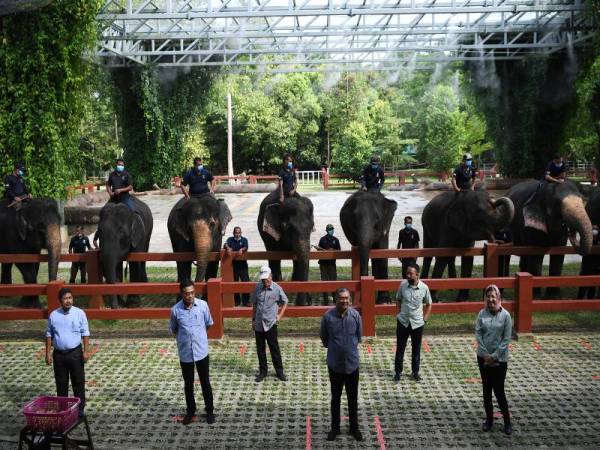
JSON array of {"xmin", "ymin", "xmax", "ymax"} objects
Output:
[
  {"xmin": 233, "ymin": 262, "xmax": 250, "ymax": 306},
  {"xmin": 395, "ymin": 321, "xmax": 424, "ymax": 376},
  {"xmin": 53, "ymin": 346, "xmax": 85, "ymax": 410},
  {"xmin": 69, "ymin": 262, "xmax": 87, "ymax": 284},
  {"xmin": 180, "ymin": 356, "xmax": 214, "ymax": 416},
  {"xmin": 255, "ymin": 325, "xmax": 283, "ymax": 374},
  {"xmin": 477, "ymin": 356, "xmax": 510, "ymax": 421},
  {"xmin": 328, "ymin": 367, "xmax": 359, "ymax": 432},
  {"xmin": 400, "ymin": 258, "xmax": 417, "ymax": 279},
  {"xmin": 319, "ymin": 263, "xmax": 337, "ymax": 304}
]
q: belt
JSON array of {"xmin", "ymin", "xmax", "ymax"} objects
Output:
[{"xmin": 53, "ymin": 345, "xmax": 82, "ymax": 355}]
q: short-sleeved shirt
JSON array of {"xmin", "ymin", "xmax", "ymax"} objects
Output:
[
  {"xmin": 107, "ymin": 170, "xmax": 132, "ymax": 201},
  {"xmin": 46, "ymin": 306, "xmax": 90, "ymax": 351},
  {"xmin": 318, "ymin": 234, "xmax": 341, "ymax": 265},
  {"xmin": 69, "ymin": 235, "xmax": 91, "ymax": 254},
  {"xmin": 546, "ymin": 161, "xmax": 567, "ymax": 178},
  {"xmin": 453, "ymin": 164, "xmax": 476, "ymax": 190},
  {"xmin": 170, "ymin": 298, "xmax": 214, "ymax": 363},
  {"xmin": 251, "ymin": 281, "xmax": 288, "ymax": 332},
  {"xmin": 475, "ymin": 307, "xmax": 512, "ymax": 362},
  {"xmin": 320, "ymin": 307, "xmax": 362, "ymax": 374},
  {"xmin": 3, "ymin": 174, "xmax": 28, "ymax": 200},
  {"xmin": 224, "ymin": 236, "xmax": 248, "ymax": 252},
  {"xmin": 183, "ymin": 168, "xmax": 213, "ymax": 195},
  {"xmin": 278, "ymin": 168, "xmax": 296, "ymax": 195},
  {"xmin": 395, "ymin": 279, "xmax": 432, "ymax": 329},
  {"xmin": 361, "ymin": 165, "xmax": 385, "ymax": 190}
]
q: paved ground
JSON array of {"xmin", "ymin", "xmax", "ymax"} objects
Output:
[{"xmin": 1, "ymin": 333, "xmax": 599, "ymax": 449}]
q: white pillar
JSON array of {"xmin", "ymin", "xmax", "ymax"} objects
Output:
[{"xmin": 227, "ymin": 92, "xmax": 234, "ymax": 181}]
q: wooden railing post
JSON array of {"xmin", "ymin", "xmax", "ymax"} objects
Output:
[
  {"xmin": 484, "ymin": 242, "xmax": 499, "ymax": 278},
  {"xmin": 514, "ymin": 272, "xmax": 534, "ymax": 336},
  {"xmin": 322, "ymin": 169, "xmax": 329, "ymax": 190},
  {"xmin": 351, "ymin": 246, "xmax": 361, "ymax": 305},
  {"xmin": 46, "ymin": 280, "xmax": 65, "ymax": 314},
  {"xmin": 360, "ymin": 276, "xmax": 376, "ymax": 337},
  {"xmin": 220, "ymin": 249, "xmax": 235, "ymax": 307},
  {"xmin": 207, "ymin": 278, "xmax": 224, "ymax": 339},
  {"xmin": 86, "ymin": 249, "xmax": 104, "ymax": 308}
]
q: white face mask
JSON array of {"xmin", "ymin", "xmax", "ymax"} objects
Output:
[{"xmin": 593, "ymin": 229, "xmax": 599, "ymax": 237}]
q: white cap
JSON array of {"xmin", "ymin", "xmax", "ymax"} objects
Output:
[{"xmin": 259, "ymin": 265, "xmax": 272, "ymax": 280}]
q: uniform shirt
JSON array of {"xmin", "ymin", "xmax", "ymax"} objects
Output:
[
  {"xmin": 360, "ymin": 165, "xmax": 385, "ymax": 190},
  {"xmin": 278, "ymin": 168, "xmax": 296, "ymax": 195},
  {"xmin": 224, "ymin": 236, "xmax": 248, "ymax": 252},
  {"xmin": 397, "ymin": 228, "xmax": 420, "ymax": 250},
  {"xmin": 318, "ymin": 234, "xmax": 341, "ymax": 266},
  {"xmin": 3, "ymin": 174, "xmax": 28, "ymax": 201},
  {"xmin": 107, "ymin": 170, "xmax": 132, "ymax": 201},
  {"xmin": 546, "ymin": 161, "xmax": 567, "ymax": 178},
  {"xmin": 320, "ymin": 307, "xmax": 362, "ymax": 374},
  {"xmin": 182, "ymin": 167, "xmax": 213, "ymax": 195},
  {"xmin": 475, "ymin": 307, "xmax": 512, "ymax": 362},
  {"xmin": 395, "ymin": 279, "xmax": 432, "ymax": 329},
  {"xmin": 251, "ymin": 281, "xmax": 288, "ymax": 332},
  {"xmin": 69, "ymin": 234, "xmax": 92, "ymax": 254},
  {"xmin": 453, "ymin": 164, "xmax": 477, "ymax": 190},
  {"xmin": 170, "ymin": 298, "xmax": 214, "ymax": 363},
  {"xmin": 46, "ymin": 306, "xmax": 90, "ymax": 351}
]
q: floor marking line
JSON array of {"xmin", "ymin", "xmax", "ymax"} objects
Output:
[
  {"xmin": 422, "ymin": 340, "xmax": 431, "ymax": 353},
  {"xmin": 532, "ymin": 341, "xmax": 542, "ymax": 351},
  {"xmin": 580, "ymin": 339, "xmax": 593, "ymax": 351},
  {"xmin": 138, "ymin": 343, "xmax": 150, "ymax": 357},
  {"xmin": 305, "ymin": 415, "xmax": 311, "ymax": 450},
  {"xmin": 240, "ymin": 344, "xmax": 247, "ymax": 356},
  {"xmin": 374, "ymin": 415, "xmax": 386, "ymax": 450},
  {"xmin": 299, "ymin": 342, "xmax": 305, "ymax": 353}
]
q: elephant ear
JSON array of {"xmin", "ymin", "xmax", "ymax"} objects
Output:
[
  {"xmin": 218, "ymin": 199, "xmax": 232, "ymax": 236},
  {"xmin": 262, "ymin": 203, "xmax": 282, "ymax": 241},
  {"xmin": 130, "ymin": 214, "xmax": 146, "ymax": 250},
  {"xmin": 16, "ymin": 212, "xmax": 29, "ymax": 241},
  {"xmin": 523, "ymin": 204, "xmax": 548, "ymax": 234},
  {"xmin": 382, "ymin": 198, "xmax": 398, "ymax": 236},
  {"xmin": 447, "ymin": 194, "xmax": 467, "ymax": 232}
]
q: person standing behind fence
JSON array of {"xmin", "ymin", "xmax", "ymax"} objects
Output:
[
  {"xmin": 317, "ymin": 224, "xmax": 341, "ymax": 305},
  {"xmin": 397, "ymin": 216, "xmax": 420, "ymax": 279},
  {"xmin": 45, "ymin": 288, "xmax": 90, "ymax": 417},
  {"xmin": 224, "ymin": 226, "xmax": 250, "ymax": 306},
  {"xmin": 320, "ymin": 288, "xmax": 363, "ymax": 442},
  {"xmin": 394, "ymin": 262, "xmax": 432, "ymax": 382},
  {"xmin": 251, "ymin": 265, "xmax": 288, "ymax": 382},
  {"xmin": 476, "ymin": 284, "xmax": 513, "ymax": 435},
  {"xmin": 170, "ymin": 279, "xmax": 215, "ymax": 426},
  {"xmin": 68, "ymin": 226, "xmax": 92, "ymax": 284}
]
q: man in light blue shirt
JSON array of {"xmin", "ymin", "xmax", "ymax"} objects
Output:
[
  {"xmin": 170, "ymin": 278, "xmax": 215, "ymax": 426},
  {"xmin": 45, "ymin": 288, "xmax": 90, "ymax": 416}
]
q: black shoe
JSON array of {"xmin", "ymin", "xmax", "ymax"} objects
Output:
[
  {"xmin": 393, "ymin": 373, "xmax": 401, "ymax": 382},
  {"xmin": 503, "ymin": 422, "xmax": 513, "ymax": 435},
  {"xmin": 276, "ymin": 372, "xmax": 288, "ymax": 382},
  {"xmin": 206, "ymin": 413, "xmax": 215, "ymax": 425},
  {"xmin": 182, "ymin": 413, "xmax": 195, "ymax": 425},
  {"xmin": 412, "ymin": 373, "xmax": 422, "ymax": 382},
  {"xmin": 482, "ymin": 420, "xmax": 493, "ymax": 432},
  {"xmin": 350, "ymin": 428, "xmax": 363, "ymax": 441},
  {"xmin": 326, "ymin": 429, "xmax": 340, "ymax": 441},
  {"xmin": 255, "ymin": 372, "xmax": 267, "ymax": 383}
]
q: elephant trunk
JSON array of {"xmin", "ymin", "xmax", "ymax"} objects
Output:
[
  {"xmin": 491, "ymin": 197, "xmax": 515, "ymax": 229},
  {"xmin": 357, "ymin": 234, "xmax": 373, "ymax": 277},
  {"xmin": 100, "ymin": 251, "xmax": 121, "ymax": 308},
  {"xmin": 291, "ymin": 239, "xmax": 311, "ymax": 281},
  {"xmin": 192, "ymin": 220, "xmax": 212, "ymax": 282},
  {"xmin": 46, "ymin": 223, "xmax": 61, "ymax": 281},
  {"xmin": 562, "ymin": 195, "xmax": 593, "ymax": 255}
]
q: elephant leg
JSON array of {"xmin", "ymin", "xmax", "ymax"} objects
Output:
[
  {"xmin": 126, "ymin": 262, "xmax": 142, "ymax": 308},
  {"xmin": 457, "ymin": 256, "xmax": 474, "ymax": 301},
  {"xmin": 269, "ymin": 260, "xmax": 282, "ymax": 282},
  {"xmin": 176, "ymin": 262, "xmax": 192, "ymax": 283},
  {"xmin": 291, "ymin": 261, "xmax": 310, "ymax": 306},
  {"xmin": 430, "ymin": 257, "xmax": 450, "ymax": 303},
  {"xmin": 448, "ymin": 258, "xmax": 457, "ymax": 279},
  {"xmin": 546, "ymin": 254, "xmax": 565, "ymax": 299},
  {"xmin": 372, "ymin": 258, "xmax": 391, "ymax": 304},
  {"xmin": 528, "ymin": 255, "xmax": 544, "ymax": 299},
  {"xmin": 421, "ymin": 257, "xmax": 432, "ymax": 279},
  {"xmin": 205, "ymin": 261, "xmax": 219, "ymax": 280},
  {"xmin": 16, "ymin": 263, "xmax": 41, "ymax": 309},
  {"xmin": 1, "ymin": 263, "xmax": 12, "ymax": 284}
]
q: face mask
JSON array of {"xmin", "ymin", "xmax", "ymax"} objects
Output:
[
  {"xmin": 371, "ymin": 164, "xmax": 379, "ymax": 170},
  {"xmin": 197, "ymin": 165, "xmax": 203, "ymax": 171},
  {"xmin": 116, "ymin": 165, "xmax": 124, "ymax": 172},
  {"xmin": 287, "ymin": 162, "xmax": 293, "ymax": 169},
  {"xmin": 466, "ymin": 160, "xmax": 472, "ymax": 167},
  {"xmin": 327, "ymin": 230, "xmax": 334, "ymax": 236},
  {"xmin": 405, "ymin": 224, "xmax": 412, "ymax": 230},
  {"xmin": 17, "ymin": 170, "xmax": 24, "ymax": 176},
  {"xmin": 234, "ymin": 236, "xmax": 241, "ymax": 241}
]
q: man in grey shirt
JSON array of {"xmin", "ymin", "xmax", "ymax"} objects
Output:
[
  {"xmin": 394, "ymin": 262, "xmax": 432, "ymax": 382},
  {"xmin": 251, "ymin": 265, "xmax": 288, "ymax": 382},
  {"xmin": 320, "ymin": 288, "xmax": 363, "ymax": 442}
]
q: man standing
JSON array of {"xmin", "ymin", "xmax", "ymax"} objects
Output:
[
  {"xmin": 452, "ymin": 153, "xmax": 477, "ymax": 192},
  {"xmin": 45, "ymin": 288, "xmax": 90, "ymax": 417},
  {"xmin": 360, "ymin": 155, "xmax": 385, "ymax": 192},
  {"xmin": 106, "ymin": 158, "xmax": 134, "ymax": 211},
  {"xmin": 69, "ymin": 226, "xmax": 92, "ymax": 284},
  {"xmin": 251, "ymin": 265, "xmax": 288, "ymax": 382},
  {"xmin": 278, "ymin": 153, "xmax": 298, "ymax": 203},
  {"xmin": 224, "ymin": 226, "xmax": 250, "ymax": 306},
  {"xmin": 3, "ymin": 162, "xmax": 31, "ymax": 209},
  {"xmin": 397, "ymin": 216, "xmax": 420, "ymax": 279},
  {"xmin": 180, "ymin": 157, "xmax": 215, "ymax": 198},
  {"xmin": 394, "ymin": 263, "xmax": 432, "ymax": 382},
  {"xmin": 317, "ymin": 224, "xmax": 341, "ymax": 305},
  {"xmin": 170, "ymin": 279, "xmax": 215, "ymax": 426},
  {"xmin": 320, "ymin": 288, "xmax": 363, "ymax": 442}
]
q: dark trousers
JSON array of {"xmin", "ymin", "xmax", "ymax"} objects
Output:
[
  {"xmin": 180, "ymin": 356, "xmax": 214, "ymax": 416},
  {"xmin": 477, "ymin": 356, "xmax": 510, "ymax": 421},
  {"xmin": 255, "ymin": 325, "xmax": 283, "ymax": 374},
  {"xmin": 401, "ymin": 258, "xmax": 417, "ymax": 279},
  {"xmin": 233, "ymin": 262, "xmax": 250, "ymax": 306},
  {"xmin": 69, "ymin": 262, "xmax": 87, "ymax": 284},
  {"xmin": 319, "ymin": 263, "xmax": 337, "ymax": 304},
  {"xmin": 328, "ymin": 367, "xmax": 359, "ymax": 432},
  {"xmin": 53, "ymin": 346, "xmax": 85, "ymax": 410},
  {"xmin": 577, "ymin": 255, "xmax": 600, "ymax": 299},
  {"xmin": 395, "ymin": 321, "xmax": 424, "ymax": 376}
]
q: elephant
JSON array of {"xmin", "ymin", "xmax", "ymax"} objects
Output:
[
  {"xmin": 340, "ymin": 190, "xmax": 397, "ymax": 303},
  {"xmin": 168, "ymin": 194, "xmax": 232, "ymax": 283},
  {"xmin": 421, "ymin": 189, "xmax": 515, "ymax": 300},
  {"xmin": 258, "ymin": 190, "xmax": 314, "ymax": 305},
  {"xmin": 506, "ymin": 179, "xmax": 592, "ymax": 298},
  {"xmin": 0, "ymin": 199, "xmax": 62, "ymax": 308},
  {"xmin": 96, "ymin": 197, "xmax": 153, "ymax": 308}
]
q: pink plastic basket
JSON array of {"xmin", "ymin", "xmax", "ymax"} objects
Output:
[{"xmin": 23, "ymin": 396, "xmax": 80, "ymax": 433}]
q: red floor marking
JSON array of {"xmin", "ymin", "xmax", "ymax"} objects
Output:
[
  {"xmin": 422, "ymin": 340, "xmax": 431, "ymax": 353},
  {"xmin": 138, "ymin": 343, "xmax": 150, "ymax": 358},
  {"xmin": 465, "ymin": 378, "xmax": 482, "ymax": 383},
  {"xmin": 85, "ymin": 380, "xmax": 98, "ymax": 387},
  {"xmin": 374, "ymin": 415, "xmax": 386, "ymax": 450},
  {"xmin": 170, "ymin": 415, "xmax": 197, "ymax": 423},
  {"xmin": 34, "ymin": 349, "xmax": 45, "ymax": 360},
  {"xmin": 493, "ymin": 411, "xmax": 511, "ymax": 419},
  {"xmin": 305, "ymin": 415, "xmax": 311, "ymax": 450},
  {"xmin": 158, "ymin": 348, "xmax": 171, "ymax": 357},
  {"xmin": 471, "ymin": 340, "xmax": 478, "ymax": 350},
  {"xmin": 592, "ymin": 376, "xmax": 600, "ymax": 380},
  {"xmin": 366, "ymin": 344, "xmax": 372, "ymax": 354},
  {"xmin": 299, "ymin": 342, "xmax": 305, "ymax": 353},
  {"xmin": 509, "ymin": 343, "xmax": 514, "ymax": 351},
  {"xmin": 239, "ymin": 345, "xmax": 247, "ymax": 356},
  {"xmin": 391, "ymin": 345, "xmax": 396, "ymax": 353},
  {"xmin": 88, "ymin": 346, "xmax": 100, "ymax": 356},
  {"xmin": 532, "ymin": 341, "xmax": 542, "ymax": 351},
  {"xmin": 0, "ymin": 345, "xmax": 5, "ymax": 353},
  {"xmin": 580, "ymin": 339, "xmax": 593, "ymax": 351}
]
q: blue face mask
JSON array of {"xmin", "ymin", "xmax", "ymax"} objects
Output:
[
  {"xmin": 287, "ymin": 162, "xmax": 293, "ymax": 169},
  {"xmin": 197, "ymin": 165, "xmax": 203, "ymax": 171},
  {"xmin": 327, "ymin": 230, "xmax": 334, "ymax": 236},
  {"xmin": 17, "ymin": 169, "xmax": 24, "ymax": 177},
  {"xmin": 466, "ymin": 160, "xmax": 472, "ymax": 167},
  {"xmin": 371, "ymin": 164, "xmax": 379, "ymax": 170},
  {"xmin": 116, "ymin": 165, "xmax": 125, "ymax": 172},
  {"xmin": 405, "ymin": 224, "xmax": 412, "ymax": 230}
]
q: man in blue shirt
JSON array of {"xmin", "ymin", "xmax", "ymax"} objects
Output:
[
  {"xmin": 360, "ymin": 155, "xmax": 385, "ymax": 192},
  {"xmin": 3, "ymin": 162, "xmax": 31, "ymax": 210},
  {"xmin": 45, "ymin": 288, "xmax": 90, "ymax": 416},
  {"xmin": 320, "ymin": 288, "xmax": 363, "ymax": 442},
  {"xmin": 224, "ymin": 226, "xmax": 250, "ymax": 306},
  {"xmin": 180, "ymin": 157, "xmax": 214, "ymax": 198},
  {"xmin": 170, "ymin": 278, "xmax": 215, "ymax": 425},
  {"xmin": 68, "ymin": 226, "xmax": 92, "ymax": 284}
]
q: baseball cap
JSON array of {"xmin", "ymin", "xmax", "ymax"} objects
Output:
[
  {"xmin": 326, "ymin": 224, "xmax": 334, "ymax": 230},
  {"xmin": 259, "ymin": 265, "xmax": 271, "ymax": 280}
]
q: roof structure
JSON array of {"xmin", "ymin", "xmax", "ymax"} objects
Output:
[{"xmin": 96, "ymin": 0, "xmax": 596, "ymax": 72}]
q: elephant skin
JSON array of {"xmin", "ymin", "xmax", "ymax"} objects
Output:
[
  {"xmin": 97, "ymin": 198, "xmax": 153, "ymax": 308},
  {"xmin": 340, "ymin": 190, "xmax": 397, "ymax": 303},
  {"xmin": 421, "ymin": 189, "xmax": 515, "ymax": 301},
  {"xmin": 507, "ymin": 180, "xmax": 593, "ymax": 298},
  {"xmin": 258, "ymin": 190, "xmax": 314, "ymax": 305},
  {"xmin": 168, "ymin": 194, "xmax": 232, "ymax": 283},
  {"xmin": 0, "ymin": 198, "xmax": 62, "ymax": 308}
]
